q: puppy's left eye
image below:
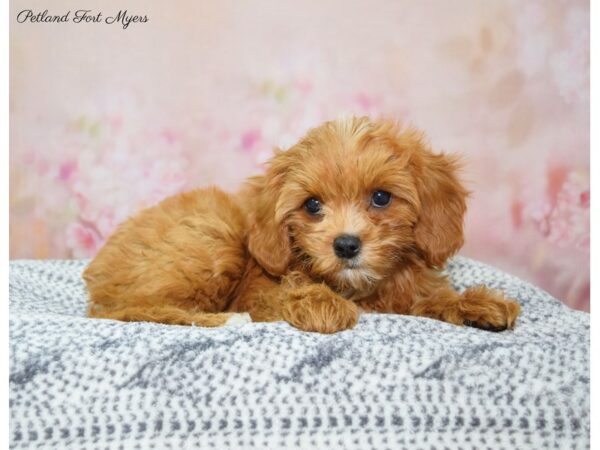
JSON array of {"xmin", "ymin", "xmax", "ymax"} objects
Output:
[{"xmin": 371, "ymin": 190, "xmax": 392, "ymax": 208}]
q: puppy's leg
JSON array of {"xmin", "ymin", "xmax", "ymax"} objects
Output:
[
  {"xmin": 231, "ymin": 268, "xmax": 358, "ymax": 334},
  {"xmin": 90, "ymin": 305, "xmax": 249, "ymax": 327},
  {"xmin": 410, "ymin": 285, "xmax": 520, "ymax": 332},
  {"xmin": 281, "ymin": 284, "xmax": 359, "ymax": 334}
]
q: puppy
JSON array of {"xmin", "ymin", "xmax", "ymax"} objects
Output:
[{"xmin": 84, "ymin": 117, "xmax": 520, "ymax": 333}]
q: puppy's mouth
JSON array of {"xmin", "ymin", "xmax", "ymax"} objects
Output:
[
  {"xmin": 342, "ymin": 258, "xmax": 362, "ymax": 270},
  {"xmin": 336, "ymin": 256, "xmax": 374, "ymax": 279},
  {"xmin": 334, "ymin": 263, "xmax": 381, "ymax": 298}
]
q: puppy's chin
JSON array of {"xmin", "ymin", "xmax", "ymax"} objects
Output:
[
  {"xmin": 299, "ymin": 250, "xmax": 386, "ymax": 298},
  {"xmin": 330, "ymin": 263, "xmax": 382, "ymax": 298}
]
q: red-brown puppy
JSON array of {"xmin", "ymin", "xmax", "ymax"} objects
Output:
[{"xmin": 84, "ymin": 117, "xmax": 520, "ymax": 333}]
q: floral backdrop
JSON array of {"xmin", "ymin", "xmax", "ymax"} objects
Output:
[{"xmin": 10, "ymin": 0, "xmax": 590, "ymax": 310}]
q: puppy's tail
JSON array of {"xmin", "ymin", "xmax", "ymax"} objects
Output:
[{"xmin": 89, "ymin": 305, "xmax": 251, "ymax": 327}]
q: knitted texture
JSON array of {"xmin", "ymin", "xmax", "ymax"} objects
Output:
[{"xmin": 9, "ymin": 257, "xmax": 590, "ymax": 449}]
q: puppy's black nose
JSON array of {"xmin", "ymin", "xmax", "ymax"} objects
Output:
[{"xmin": 333, "ymin": 235, "xmax": 361, "ymax": 259}]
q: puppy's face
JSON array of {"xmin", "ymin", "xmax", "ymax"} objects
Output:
[
  {"xmin": 247, "ymin": 117, "xmax": 467, "ymax": 298},
  {"xmin": 280, "ymin": 127, "xmax": 420, "ymax": 294}
]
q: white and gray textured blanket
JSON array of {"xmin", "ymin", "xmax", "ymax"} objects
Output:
[{"xmin": 9, "ymin": 257, "xmax": 590, "ymax": 449}]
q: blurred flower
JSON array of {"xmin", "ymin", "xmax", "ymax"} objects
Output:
[
  {"xmin": 53, "ymin": 115, "xmax": 193, "ymax": 257},
  {"xmin": 527, "ymin": 169, "xmax": 590, "ymax": 251},
  {"xmin": 65, "ymin": 222, "xmax": 102, "ymax": 259}
]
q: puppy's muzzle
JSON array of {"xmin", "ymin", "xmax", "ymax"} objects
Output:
[{"xmin": 333, "ymin": 235, "xmax": 361, "ymax": 259}]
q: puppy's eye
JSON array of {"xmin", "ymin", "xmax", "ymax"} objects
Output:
[
  {"xmin": 304, "ymin": 197, "xmax": 322, "ymax": 215},
  {"xmin": 371, "ymin": 190, "xmax": 392, "ymax": 208}
]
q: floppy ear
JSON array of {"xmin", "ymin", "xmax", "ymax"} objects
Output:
[
  {"xmin": 246, "ymin": 153, "xmax": 292, "ymax": 276},
  {"xmin": 411, "ymin": 146, "xmax": 468, "ymax": 268}
]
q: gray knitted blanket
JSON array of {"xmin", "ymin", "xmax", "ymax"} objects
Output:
[{"xmin": 9, "ymin": 257, "xmax": 590, "ymax": 449}]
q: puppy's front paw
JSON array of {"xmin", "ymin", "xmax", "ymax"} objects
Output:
[
  {"xmin": 459, "ymin": 286, "xmax": 521, "ymax": 332},
  {"xmin": 282, "ymin": 284, "xmax": 358, "ymax": 333}
]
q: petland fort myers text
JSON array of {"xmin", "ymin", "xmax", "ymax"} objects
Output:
[{"xmin": 16, "ymin": 9, "xmax": 148, "ymax": 29}]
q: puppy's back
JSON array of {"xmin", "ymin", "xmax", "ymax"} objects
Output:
[{"xmin": 84, "ymin": 187, "xmax": 249, "ymax": 319}]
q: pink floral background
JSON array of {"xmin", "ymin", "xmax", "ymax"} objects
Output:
[{"xmin": 10, "ymin": 0, "xmax": 589, "ymax": 310}]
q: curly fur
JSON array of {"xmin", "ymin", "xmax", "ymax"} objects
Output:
[{"xmin": 84, "ymin": 116, "xmax": 520, "ymax": 333}]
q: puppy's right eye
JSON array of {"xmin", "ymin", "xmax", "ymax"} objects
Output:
[{"xmin": 304, "ymin": 197, "xmax": 322, "ymax": 215}]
